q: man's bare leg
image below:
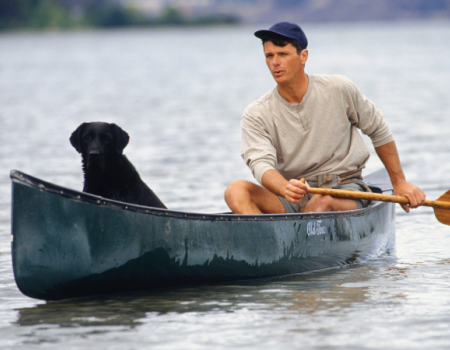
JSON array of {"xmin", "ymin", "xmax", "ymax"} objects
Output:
[
  {"xmin": 224, "ymin": 180, "xmax": 286, "ymax": 214},
  {"xmin": 304, "ymin": 194, "xmax": 358, "ymax": 213},
  {"xmin": 225, "ymin": 180, "xmax": 359, "ymax": 214}
]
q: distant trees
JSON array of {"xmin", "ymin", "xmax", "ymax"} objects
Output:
[
  {"xmin": 0, "ymin": 0, "xmax": 239, "ymax": 31},
  {"xmin": 0, "ymin": 0, "xmax": 148, "ymax": 29}
]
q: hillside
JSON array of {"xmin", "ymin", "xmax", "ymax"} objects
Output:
[{"xmin": 189, "ymin": 0, "xmax": 450, "ymax": 23}]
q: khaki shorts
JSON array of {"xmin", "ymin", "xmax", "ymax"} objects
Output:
[{"xmin": 278, "ymin": 183, "xmax": 368, "ymax": 214}]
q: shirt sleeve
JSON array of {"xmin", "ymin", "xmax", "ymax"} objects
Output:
[
  {"xmin": 240, "ymin": 107, "xmax": 278, "ymax": 184},
  {"xmin": 343, "ymin": 78, "xmax": 394, "ymax": 148}
]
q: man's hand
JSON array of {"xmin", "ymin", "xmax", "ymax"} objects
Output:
[
  {"xmin": 284, "ymin": 179, "xmax": 309, "ymax": 204},
  {"xmin": 393, "ymin": 179, "xmax": 426, "ymax": 213},
  {"xmin": 261, "ymin": 169, "xmax": 309, "ymax": 204}
]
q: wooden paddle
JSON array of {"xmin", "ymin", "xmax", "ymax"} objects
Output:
[{"xmin": 302, "ymin": 182, "xmax": 450, "ymax": 225}]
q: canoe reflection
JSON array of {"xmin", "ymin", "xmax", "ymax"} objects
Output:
[{"xmin": 16, "ymin": 264, "xmax": 398, "ymax": 327}]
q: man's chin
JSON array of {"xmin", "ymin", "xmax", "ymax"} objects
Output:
[{"xmin": 273, "ymin": 76, "xmax": 287, "ymax": 84}]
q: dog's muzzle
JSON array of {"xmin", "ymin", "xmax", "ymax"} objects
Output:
[{"xmin": 87, "ymin": 151, "xmax": 104, "ymax": 169}]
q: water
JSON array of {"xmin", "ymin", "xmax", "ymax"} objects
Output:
[{"xmin": 1, "ymin": 22, "xmax": 450, "ymax": 349}]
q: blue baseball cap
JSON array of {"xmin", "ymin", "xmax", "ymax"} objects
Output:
[{"xmin": 254, "ymin": 22, "xmax": 308, "ymax": 49}]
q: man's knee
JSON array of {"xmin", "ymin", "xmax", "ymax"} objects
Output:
[
  {"xmin": 304, "ymin": 195, "xmax": 334, "ymax": 213},
  {"xmin": 224, "ymin": 180, "xmax": 252, "ymax": 207},
  {"xmin": 305, "ymin": 194, "xmax": 358, "ymax": 213}
]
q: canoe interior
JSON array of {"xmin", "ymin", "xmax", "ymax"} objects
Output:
[{"xmin": 10, "ymin": 169, "xmax": 396, "ymax": 300}]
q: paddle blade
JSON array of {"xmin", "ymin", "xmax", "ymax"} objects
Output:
[{"xmin": 434, "ymin": 190, "xmax": 450, "ymax": 225}]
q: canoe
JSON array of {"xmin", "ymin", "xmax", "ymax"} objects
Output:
[{"xmin": 10, "ymin": 169, "xmax": 395, "ymax": 301}]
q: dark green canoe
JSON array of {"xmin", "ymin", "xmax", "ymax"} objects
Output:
[{"xmin": 10, "ymin": 169, "xmax": 395, "ymax": 301}]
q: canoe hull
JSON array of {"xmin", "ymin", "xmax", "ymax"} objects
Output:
[{"xmin": 11, "ymin": 170, "xmax": 395, "ymax": 300}]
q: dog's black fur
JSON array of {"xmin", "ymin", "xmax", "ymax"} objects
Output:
[{"xmin": 70, "ymin": 122, "xmax": 166, "ymax": 209}]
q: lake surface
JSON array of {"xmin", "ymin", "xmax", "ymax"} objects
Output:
[{"xmin": 1, "ymin": 21, "xmax": 450, "ymax": 349}]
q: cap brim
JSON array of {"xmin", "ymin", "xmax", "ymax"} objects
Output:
[
  {"xmin": 254, "ymin": 29, "xmax": 271, "ymax": 39},
  {"xmin": 254, "ymin": 29, "xmax": 294, "ymax": 42}
]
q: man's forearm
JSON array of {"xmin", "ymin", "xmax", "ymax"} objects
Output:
[
  {"xmin": 375, "ymin": 140, "xmax": 426, "ymax": 211},
  {"xmin": 261, "ymin": 169, "xmax": 289, "ymax": 198},
  {"xmin": 374, "ymin": 140, "xmax": 406, "ymax": 186}
]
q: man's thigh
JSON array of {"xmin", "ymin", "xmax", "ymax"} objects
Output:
[
  {"xmin": 250, "ymin": 183, "xmax": 287, "ymax": 214},
  {"xmin": 305, "ymin": 195, "xmax": 359, "ymax": 212},
  {"xmin": 304, "ymin": 183, "xmax": 365, "ymax": 212}
]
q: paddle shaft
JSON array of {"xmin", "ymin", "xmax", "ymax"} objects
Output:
[{"xmin": 306, "ymin": 187, "xmax": 450, "ymax": 210}]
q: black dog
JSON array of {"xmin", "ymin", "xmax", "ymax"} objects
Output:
[{"xmin": 70, "ymin": 122, "xmax": 166, "ymax": 209}]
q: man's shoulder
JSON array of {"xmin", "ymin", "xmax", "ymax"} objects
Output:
[
  {"xmin": 243, "ymin": 87, "xmax": 277, "ymax": 116},
  {"xmin": 312, "ymin": 74, "xmax": 355, "ymax": 88},
  {"xmin": 311, "ymin": 74, "xmax": 361, "ymax": 99}
]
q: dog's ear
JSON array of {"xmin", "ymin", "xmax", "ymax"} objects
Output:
[
  {"xmin": 70, "ymin": 123, "xmax": 86, "ymax": 153},
  {"xmin": 112, "ymin": 124, "xmax": 130, "ymax": 154}
]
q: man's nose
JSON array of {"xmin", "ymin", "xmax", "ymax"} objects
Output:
[{"xmin": 272, "ymin": 56, "xmax": 280, "ymax": 66}]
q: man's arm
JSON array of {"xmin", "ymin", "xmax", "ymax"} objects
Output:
[{"xmin": 375, "ymin": 140, "xmax": 425, "ymax": 212}]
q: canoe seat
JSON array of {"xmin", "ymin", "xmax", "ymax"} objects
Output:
[{"xmin": 369, "ymin": 186, "xmax": 382, "ymax": 194}]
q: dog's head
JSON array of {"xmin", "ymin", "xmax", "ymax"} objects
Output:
[{"xmin": 70, "ymin": 122, "xmax": 130, "ymax": 170}]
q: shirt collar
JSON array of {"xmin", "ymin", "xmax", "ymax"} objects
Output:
[{"xmin": 274, "ymin": 74, "xmax": 314, "ymax": 108}]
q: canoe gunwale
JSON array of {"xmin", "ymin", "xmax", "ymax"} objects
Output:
[{"xmin": 10, "ymin": 169, "xmax": 390, "ymax": 222}]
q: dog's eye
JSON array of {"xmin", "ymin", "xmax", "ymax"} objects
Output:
[
  {"xmin": 83, "ymin": 134, "xmax": 91, "ymax": 141},
  {"xmin": 100, "ymin": 135, "xmax": 111, "ymax": 143}
]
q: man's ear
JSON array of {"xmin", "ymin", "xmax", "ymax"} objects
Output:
[{"xmin": 300, "ymin": 49, "xmax": 308, "ymax": 65}]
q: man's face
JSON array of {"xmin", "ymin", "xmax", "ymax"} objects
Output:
[{"xmin": 263, "ymin": 41, "xmax": 308, "ymax": 85}]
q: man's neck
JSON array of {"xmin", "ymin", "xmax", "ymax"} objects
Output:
[{"xmin": 277, "ymin": 74, "xmax": 309, "ymax": 103}]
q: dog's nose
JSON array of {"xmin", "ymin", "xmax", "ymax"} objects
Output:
[{"xmin": 88, "ymin": 151, "xmax": 101, "ymax": 160}]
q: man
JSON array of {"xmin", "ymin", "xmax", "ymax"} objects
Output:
[{"xmin": 224, "ymin": 22, "xmax": 425, "ymax": 214}]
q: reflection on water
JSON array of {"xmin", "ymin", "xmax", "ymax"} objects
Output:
[
  {"xmin": 16, "ymin": 265, "xmax": 382, "ymax": 328},
  {"xmin": 14, "ymin": 251, "xmax": 447, "ymax": 349}
]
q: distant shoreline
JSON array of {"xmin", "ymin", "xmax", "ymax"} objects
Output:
[
  {"xmin": 2, "ymin": 0, "xmax": 449, "ymax": 32},
  {"xmin": 0, "ymin": 2, "xmax": 240, "ymax": 32}
]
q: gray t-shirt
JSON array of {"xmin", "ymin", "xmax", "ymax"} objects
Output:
[{"xmin": 241, "ymin": 74, "xmax": 394, "ymax": 184}]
